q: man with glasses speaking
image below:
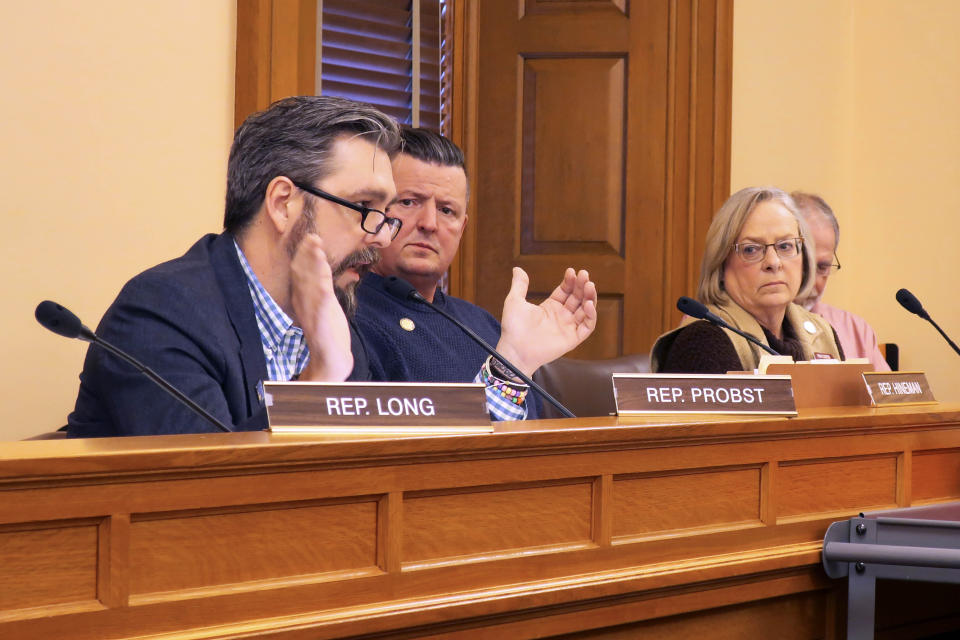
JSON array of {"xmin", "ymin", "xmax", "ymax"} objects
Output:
[
  {"xmin": 792, "ymin": 192, "xmax": 891, "ymax": 371},
  {"xmin": 68, "ymin": 96, "xmax": 405, "ymax": 437}
]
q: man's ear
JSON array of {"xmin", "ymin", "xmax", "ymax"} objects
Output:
[{"xmin": 263, "ymin": 176, "xmax": 298, "ymax": 234}]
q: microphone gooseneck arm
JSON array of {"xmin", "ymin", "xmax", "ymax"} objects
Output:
[
  {"xmin": 87, "ymin": 335, "xmax": 233, "ymax": 432},
  {"xmin": 926, "ymin": 316, "xmax": 960, "ymax": 357},
  {"xmin": 422, "ymin": 297, "xmax": 575, "ymax": 418},
  {"xmin": 383, "ymin": 277, "xmax": 576, "ymax": 419},
  {"xmin": 896, "ymin": 288, "xmax": 960, "ymax": 358},
  {"xmin": 35, "ymin": 300, "xmax": 232, "ymax": 433},
  {"xmin": 676, "ymin": 296, "xmax": 781, "ymax": 356}
]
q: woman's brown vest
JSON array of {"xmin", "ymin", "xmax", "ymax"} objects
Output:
[{"xmin": 651, "ymin": 301, "xmax": 841, "ymax": 372}]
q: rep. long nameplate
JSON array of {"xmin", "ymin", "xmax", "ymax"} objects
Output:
[
  {"xmin": 613, "ymin": 373, "xmax": 796, "ymax": 416},
  {"xmin": 862, "ymin": 371, "xmax": 936, "ymax": 407},
  {"xmin": 264, "ymin": 381, "xmax": 493, "ymax": 435}
]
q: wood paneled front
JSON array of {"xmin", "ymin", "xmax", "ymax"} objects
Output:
[
  {"xmin": 403, "ymin": 479, "xmax": 594, "ymax": 565},
  {"xmin": 3, "ymin": 405, "xmax": 960, "ymax": 638},
  {"xmin": 469, "ymin": 0, "xmax": 732, "ymax": 359},
  {"xmin": 128, "ymin": 499, "xmax": 379, "ymax": 596},
  {"xmin": 0, "ymin": 522, "xmax": 98, "ymax": 611},
  {"xmin": 778, "ymin": 454, "xmax": 900, "ymax": 520},
  {"xmin": 612, "ymin": 464, "xmax": 763, "ymax": 540},
  {"xmin": 912, "ymin": 448, "xmax": 960, "ymax": 502}
]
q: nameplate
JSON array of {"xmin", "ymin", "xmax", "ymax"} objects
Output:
[
  {"xmin": 263, "ymin": 381, "xmax": 493, "ymax": 435},
  {"xmin": 862, "ymin": 371, "xmax": 936, "ymax": 406},
  {"xmin": 612, "ymin": 373, "xmax": 797, "ymax": 416}
]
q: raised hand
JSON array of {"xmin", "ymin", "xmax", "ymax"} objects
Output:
[
  {"xmin": 289, "ymin": 234, "xmax": 354, "ymax": 381},
  {"xmin": 496, "ymin": 267, "xmax": 598, "ymax": 377}
]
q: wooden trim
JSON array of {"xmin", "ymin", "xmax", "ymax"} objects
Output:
[
  {"xmin": 898, "ymin": 449, "xmax": 912, "ymax": 506},
  {"xmin": 234, "ymin": 0, "xmax": 318, "ymax": 128},
  {"xmin": 447, "ymin": 0, "xmax": 480, "ymax": 301},
  {"xmin": 594, "ymin": 473, "xmax": 613, "ymax": 546},
  {"xmin": 663, "ymin": 0, "xmax": 734, "ymax": 328},
  {"xmin": 314, "ymin": 0, "xmax": 323, "ymax": 95},
  {"xmin": 378, "ymin": 491, "xmax": 403, "ymax": 573},
  {"xmin": 97, "ymin": 513, "xmax": 130, "ymax": 608},
  {"xmin": 712, "ymin": 0, "xmax": 734, "ymax": 210},
  {"xmin": 686, "ymin": 0, "xmax": 700, "ymax": 306},
  {"xmin": 761, "ymin": 460, "xmax": 775, "ymax": 525},
  {"xmin": 412, "ymin": 0, "xmax": 421, "ymax": 127},
  {"xmin": 269, "ymin": 0, "xmax": 316, "ymax": 102},
  {"xmin": 235, "ymin": 0, "xmax": 272, "ymax": 129}
]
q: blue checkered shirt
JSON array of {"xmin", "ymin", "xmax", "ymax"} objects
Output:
[
  {"xmin": 235, "ymin": 242, "xmax": 309, "ymax": 382},
  {"xmin": 236, "ymin": 242, "xmax": 524, "ymax": 420},
  {"xmin": 474, "ymin": 369, "xmax": 528, "ymax": 421}
]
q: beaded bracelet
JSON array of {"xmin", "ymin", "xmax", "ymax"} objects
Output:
[{"xmin": 481, "ymin": 356, "xmax": 529, "ymax": 405}]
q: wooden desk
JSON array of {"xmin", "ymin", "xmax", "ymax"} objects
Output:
[{"xmin": 3, "ymin": 405, "xmax": 960, "ymax": 639}]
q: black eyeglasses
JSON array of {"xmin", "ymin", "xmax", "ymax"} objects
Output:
[
  {"xmin": 732, "ymin": 238, "xmax": 804, "ymax": 263},
  {"xmin": 292, "ymin": 181, "xmax": 402, "ymax": 240},
  {"xmin": 816, "ymin": 252, "xmax": 842, "ymax": 277}
]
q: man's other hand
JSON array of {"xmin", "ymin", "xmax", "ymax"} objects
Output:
[{"xmin": 496, "ymin": 267, "xmax": 598, "ymax": 377}]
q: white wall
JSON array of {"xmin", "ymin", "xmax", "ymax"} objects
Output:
[
  {"xmin": 732, "ymin": 0, "xmax": 960, "ymax": 400},
  {"xmin": 0, "ymin": 1, "xmax": 236, "ymax": 439}
]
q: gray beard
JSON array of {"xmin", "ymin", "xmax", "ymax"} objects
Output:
[
  {"xmin": 332, "ymin": 247, "xmax": 380, "ymax": 317},
  {"xmin": 287, "ymin": 199, "xmax": 379, "ymax": 318},
  {"xmin": 335, "ymin": 282, "xmax": 358, "ymax": 317}
]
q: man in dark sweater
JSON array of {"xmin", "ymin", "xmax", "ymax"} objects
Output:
[{"xmin": 352, "ymin": 129, "xmax": 598, "ymax": 420}]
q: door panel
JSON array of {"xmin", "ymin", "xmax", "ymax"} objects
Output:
[
  {"xmin": 468, "ymin": 0, "xmax": 731, "ymax": 360},
  {"xmin": 522, "ymin": 56, "xmax": 626, "ymax": 256}
]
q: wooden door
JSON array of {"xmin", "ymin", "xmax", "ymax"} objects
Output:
[
  {"xmin": 232, "ymin": 0, "xmax": 731, "ymax": 359},
  {"xmin": 460, "ymin": 0, "xmax": 732, "ymax": 359}
]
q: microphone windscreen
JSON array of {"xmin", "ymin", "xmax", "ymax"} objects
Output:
[
  {"xmin": 896, "ymin": 288, "xmax": 926, "ymax": 317},
  {"xmin": 35, "ymin": 300, "xmax": 84, "ymax": 339},
  {"xmin": 677, "ymin": 296, "xmax": 709, "ymax": 320},
  {"xmin": 383, "ymin": 276, "xmax": 421, "ymax": 301}
]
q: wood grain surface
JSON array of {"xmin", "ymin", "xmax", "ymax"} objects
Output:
[{"xmin": 2, "ymin": 405, "xmax": 960, "ymax": 637}]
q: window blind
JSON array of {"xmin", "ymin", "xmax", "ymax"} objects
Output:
[{"xmin": 321, "ymin": 0, "xmax": 445, "ymax": 132}]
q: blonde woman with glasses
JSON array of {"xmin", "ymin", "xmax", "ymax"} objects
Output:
[{"xmin": 651, "ymin": 186, "xmax": 844, "ymax": 373}]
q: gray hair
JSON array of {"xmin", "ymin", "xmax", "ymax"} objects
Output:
[
  {"xmin": 697, "ymin": 186, "xmax": 816, "ymax": 306},
  {"xmin": 224, "ymin": 96, "xmax": 401, "ymax": 235},
  {"xmin": 791, "ymin": 191, "xmax": 840, "ymax": 248}
]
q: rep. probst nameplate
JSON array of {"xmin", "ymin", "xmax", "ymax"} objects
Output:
[
  {"xmin": 612, "ymin": 373, "xmax": 796, "ymax": 416},
  {"xmin": 264, "ymin": 381, "xmax": 493, "ymax": 435}
]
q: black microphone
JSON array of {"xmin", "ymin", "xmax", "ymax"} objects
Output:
[
  {"xmin": 383, "ymin": 277, "xmax": 576, "ymax": 419},
  {"xmin": 896, "ymin": 288, "xmax": 960, "ymax": 357},
  {"xmin": 35, "ymin": 301, "xmax": 232, "ymax": 432},
  {"xmin": 895, "ymin": 288, "xmax": 928, "ymax": 319},
  {"xmin": 677, "ymin": 296, "xmax": 781, "ymax": 356}
]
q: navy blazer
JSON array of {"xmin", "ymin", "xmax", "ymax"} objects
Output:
[{"xmin": 68, "ymin": 233, "xmax": 270, "ymax": 437}]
